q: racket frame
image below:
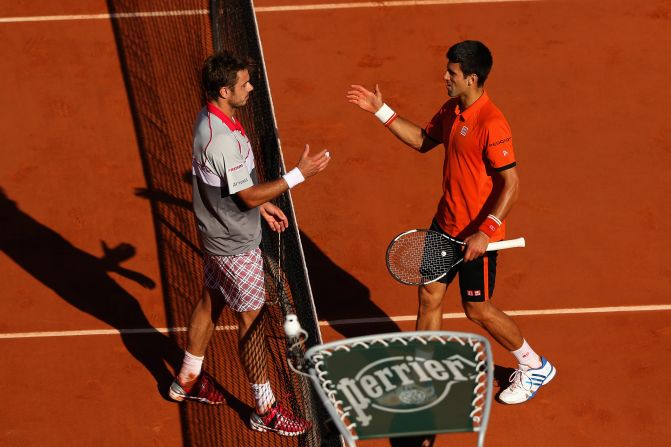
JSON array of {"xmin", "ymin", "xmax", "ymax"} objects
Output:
[{"xmin": 385, "ymin": 229, "xmax": 525, "ymax": 286}]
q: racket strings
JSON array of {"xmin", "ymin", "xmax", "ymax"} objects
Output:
[{"xmin": 387, "ymin": 231, "xmax": 459, "ymax": 284}]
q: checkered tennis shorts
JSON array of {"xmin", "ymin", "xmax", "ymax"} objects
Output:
[{"xmin": 203, "ymin": 248, "xmax": 265, "ymax": 312}]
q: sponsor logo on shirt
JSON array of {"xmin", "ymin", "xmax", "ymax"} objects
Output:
[
  {"xmin": 488, "ymin": 136, "xmax": 512, "ymax": 147},
  {"xmin": 460, "ymin": 126, "xmax": 468, "ymax": 136},
  {"xmin": 232, "ymin": 178, "xmax": 249, "ymax": 187},
  {"xmin": 228, "ymin": 163, "xmax": 244, "ymax": 173}
]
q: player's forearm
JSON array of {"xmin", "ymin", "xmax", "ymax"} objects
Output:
[
  {"xmin": 236, "ymin": 179, "xmax": 289, "ymax": 209},
  {"xmin": 478, "ymin": 168, "xmax": 519, "ymax": 237},
  {"xmin": 387, "ymin": 116, "xmax": 425, "ymax": 151},
  {"xmin": 489, "ymin": 180, "xmax": 519, "ymax": 222}
]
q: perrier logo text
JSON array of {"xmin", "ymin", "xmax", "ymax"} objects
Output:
[{"xmin": 336, "ymin": 354, "xmax": 477, "ymax": 426}]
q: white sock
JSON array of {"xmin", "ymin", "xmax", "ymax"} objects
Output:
[
  {"xmin": 511, "ymin": 339, "xmax": 542, "ymax": 369},
  {"xmin": 251, "ymin": 382, "xmax": 275, "ymax": 414},
  {"xmin": 177, "ymin": 351, "xmax": 204, "ymax": 389}
]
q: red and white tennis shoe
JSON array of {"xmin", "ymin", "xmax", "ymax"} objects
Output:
[
  {"xmin": 168, "ymin": 372, "xmax": 225, "ymax": 405},
  {"xmin": 250, "ymin": 401, "xmax": 311, "ymax": 436}
]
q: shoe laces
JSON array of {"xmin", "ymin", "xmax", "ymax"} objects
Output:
[
  {"xmin": 508, "ymin": 368, "xmax": 532, "ymax": 392},
  {"xmin": 196, "ymin": 374, "xmax": 223, "ymax": 401},
  {"xmin": 265, "ymin": 403, "xmax": 308, "ymax": 430}
]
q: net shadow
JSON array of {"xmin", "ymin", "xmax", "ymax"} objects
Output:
[{"xmin": 300, "ymin": 233, "xmax": 402, "ymax": 338}]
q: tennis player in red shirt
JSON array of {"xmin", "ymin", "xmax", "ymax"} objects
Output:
[{"xmin": 347, "ymin": 40, "xmax": 555, "ymax": 404}]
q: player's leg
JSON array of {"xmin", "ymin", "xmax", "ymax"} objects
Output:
[
  {"xmin": 462, "ymin": 300, "xmax": 524, "ymax": 351},
  {"xmin": 221, "ymin": 248, "xmax": 310, "ymax": 436},
  {"xmin": 416, "ymin": 281, "xmax": 447, "ymax": 330},
  {"xmin": 169, "ymin": 254, "xmax": 228, "ymax": 404},
  {"xmin": 477, "ymin": 307, "xmax": 557, "ymax": 404},
  {"xmin": 185, "ymin": 287, "xmax": 226, "ymax": 356},
  {"xmin": 417, "ymin": 257, "xmax": 460, "ymax": 331},
  {"xmin": 407, "ymin": 248, "xmax": 455, "ymax": 412},
  {"xmin": 458, "ymin": 252, "xmax": 555, "ymax": 404},
  {"xmin": 416, "ymin": 220, "xmax": 458, "ymax": 331},
  {"xmin": 237, "ymin": 307, "xmax": 273, "ymax": 413},
  {"xmin": 238, "ymin": 308, "xmax": 310, "ymax": 436}
]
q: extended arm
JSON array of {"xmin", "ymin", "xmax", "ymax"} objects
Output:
[
  {"xmin": 100, "ymin": 241, "xmax": 156, "ymax": 288},
  {"xmin": 236, "ymin": 144, "xmax": 330, "ymax": 209},
  {"xmin": 463, "ymin": 166, "xmax": 520, "ymax": 261},
  {"xmin": 346, "ymin": 84, "xmax": 439, "ymax": 152}
]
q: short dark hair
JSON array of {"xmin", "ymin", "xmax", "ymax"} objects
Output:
[
  {"xmin": 201, "ymin": 51, "xmax": 255, "ymax": 100},
  {"xmin": 446, "ymin": 40, "xmax": 493, "ymax": 87}
]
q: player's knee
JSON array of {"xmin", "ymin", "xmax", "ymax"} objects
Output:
[
  {"xmin": 237, "ymin": 308, "xmax": 263, "ymax": 334},
  {"xmin": 418, "ymin": 289, "xmax": 443, "ymax": 312},
  {"xmin": 462, "ymin": 301, "xmax": 487, "ymax": 324}
]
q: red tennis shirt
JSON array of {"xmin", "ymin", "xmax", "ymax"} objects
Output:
[{"xmin": 425, "ymin": 91, "xmax": 516, "ymax": 241}]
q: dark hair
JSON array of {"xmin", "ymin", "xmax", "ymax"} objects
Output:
[
  {"xmin": 201, "ymin": 51, "xmax": 255, "ymax": 100},
  {"xmin": 446, "ymin": 40, "xmax": 493, "ymax": 87}
]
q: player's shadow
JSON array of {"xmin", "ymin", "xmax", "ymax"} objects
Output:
[
  {"xmin": 0, "ymin": 188, "xmax": 183, "ymax": 400},
  {"xmin": 300, "ymin": 234, "xmax": 401, "ymax": 337},
  {"xmin": 493, "ymin": 364, "xmax": 516, "ymax": 402}
]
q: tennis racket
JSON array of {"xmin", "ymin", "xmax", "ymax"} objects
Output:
[{"xmin": 386, "ymin": 229, "xmax": 526, "ymax": 285}]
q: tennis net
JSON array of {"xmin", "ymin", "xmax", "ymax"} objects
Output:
[{"xmin": 210, "ymin": 0, "xmax": 337, "ymax": 445}]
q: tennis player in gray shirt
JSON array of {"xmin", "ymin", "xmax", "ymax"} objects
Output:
[{"xmin": 169, "ymin": 51, "xmax": 330, "ymax": 436}]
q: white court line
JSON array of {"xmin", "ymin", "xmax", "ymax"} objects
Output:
[
  {"xmin": 1, "ymin": 304, "xmax": 669, "ymax": 340},
  {"xmin": 0, "ymin": 0, "xmax": 537, "ymax": 23},
  {"xmin": 325, "ymin": 304, "xmax": 671, "ymax": 326},
  {"xmin": 0, "ymin": 9, "xmax": 208, "ymax": 23},
  {"xmin": 256, "ymin": 0, "xmax": 537, "ymax": 12}
]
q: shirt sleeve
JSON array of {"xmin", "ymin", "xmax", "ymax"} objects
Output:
[
  {"xmin": 485, "ymin": 117, "xmax": 516, "ymax": 171},
  {"xmin": 424, "ymin": 103, "xmax": 449, "ymax": 143},
  {"xmin": 207, "ymin": 134, "xmax": 254, "ymax": 194}
]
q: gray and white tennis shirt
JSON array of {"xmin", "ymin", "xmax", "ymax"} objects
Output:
[{"xmin": 192, "ymin": 103, "xmax": 261, "ymax": 256}]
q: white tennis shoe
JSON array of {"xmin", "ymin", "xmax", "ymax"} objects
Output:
[{"xmin": 499, "ymin": 357, "xmax": 556, "ymax": 404}]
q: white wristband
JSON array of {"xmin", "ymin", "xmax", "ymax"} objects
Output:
[
  {"xmin": 374, "ymin": 103, "xmax": 398, "ymax": 126},
  {"xmin": 283, "ymin": 167, "xmax": 305, "ymax": 189}
]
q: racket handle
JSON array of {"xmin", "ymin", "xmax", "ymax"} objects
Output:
[{"xmin": 486, "ymin": 237, "xmax": 525, "ymax": 251}]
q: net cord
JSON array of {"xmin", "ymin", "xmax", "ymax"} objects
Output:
[{"xmin": 246, "ymin": 0, "xmax": 324, "ymax": 344}]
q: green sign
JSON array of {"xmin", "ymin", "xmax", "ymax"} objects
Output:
[{"xmin": 306, "ymin": 332, "xmax": 492, "ymax": 445}]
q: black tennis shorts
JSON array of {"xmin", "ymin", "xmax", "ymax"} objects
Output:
[{"xmin": 429, "ymin": 220, "xmax": 497, "ymax": 302}]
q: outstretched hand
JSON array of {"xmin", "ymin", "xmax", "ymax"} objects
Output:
[
  {"xmin": 346, "ymin": 84, "xmax": 384, "ymax": 113},
  {"xmin": 296, "ymin": 144, "xmax": 330, "ymax": 179}
]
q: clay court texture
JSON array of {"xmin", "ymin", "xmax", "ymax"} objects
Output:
[{"xmin": 1, "ymin": 0, "xmax": 670, "ymax": 446}]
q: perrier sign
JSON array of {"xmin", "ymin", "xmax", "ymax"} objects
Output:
[{"xmin": 315, "ymin": 335, "xmax": 487, "ymax": 440}]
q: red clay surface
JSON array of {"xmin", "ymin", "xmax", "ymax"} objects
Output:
[{"xmin": 1, "ymin": 0, "xmax": 670, "ymax": 446}]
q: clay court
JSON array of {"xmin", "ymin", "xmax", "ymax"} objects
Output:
[{"xmin": 1, "ymin": 0, "xmax": 670, "ymax": 446}]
